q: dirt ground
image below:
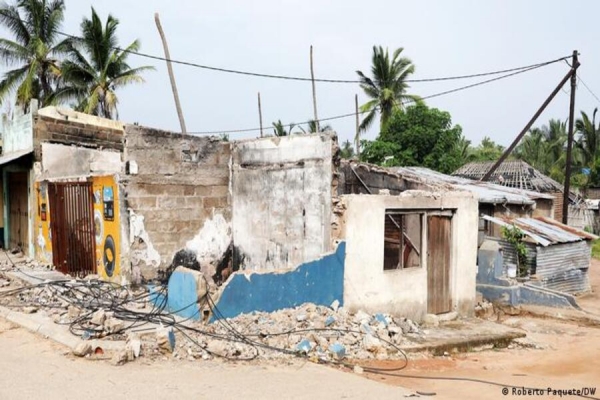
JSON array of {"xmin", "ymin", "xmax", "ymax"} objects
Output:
[
  {"xmin": 0, "ymin": 318, "xmax": 415, "ymax": 400},
  {"xmin": 575, "ymin": 258, "xmax": 600, "ymax": 315},
  {"xmin": 359, "ymin": 260, "xmax": 600, "ymax": 400},
  {"xmin": 0, "ymin": 258, "xmax": 599, "ymax": 399}
]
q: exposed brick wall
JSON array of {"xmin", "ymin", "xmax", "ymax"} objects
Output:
[
  {"xmin": 33, "ymin": 115, "xmax": 124, "ymax": 160},
  {"xmin": 123, "ymin": 125, "xmax": 231, "ymax": 272}
]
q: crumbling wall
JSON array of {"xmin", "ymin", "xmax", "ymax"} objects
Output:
[
  {"xmin": 123, "ymin": 125, "xmax": 231, "ymax": 281},
  {"xmin": 231, "ymin": 134, "xmax": 334, "ymax": 271},
  {"xmin": 33, "ymin": 107, "xmax": 124, "ymax": 160},
  {"xmin": 39, "ymin": 143, "xmax": 122, "ymax": 179}
]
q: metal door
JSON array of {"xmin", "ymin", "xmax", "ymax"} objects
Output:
[
  {"xmin": 7, "ymin": 172, "xmax": 29, "ymax": 251},
  {"xmin": 48, "ymin": 182, "xmax": 96, "ymax": 276},
  {"xmin": 427, "ymin": 215, "xmax": 452, "ymax": 314}
]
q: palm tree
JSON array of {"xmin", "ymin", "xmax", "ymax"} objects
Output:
[
  {"xmin": 340, "ymin": 139, "xmax": 355, "ymax": 159},
  {"xmin": 575, "ymin": 109, "xmax": 599, "ymax": 169},
  {"xmin": 0, "ymin": 0, "xmax": 71, "ymax": 109},
  {"xmin": 454, "ymin": 134, "xmax": 473, "ymax": 164},
  {"xmin": 54, "ymin": 8, "xmax": 153, "ymax": 119},
  {"xmin": 306, "ymin": 119, "xmax": 332, "ymax": 133},
  {"xmin": 355, "ymin": 46, "xmax": 419, "ymax": 136}
]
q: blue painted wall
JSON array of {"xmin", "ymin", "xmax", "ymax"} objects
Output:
[
  {"xmin": 147, "ymin": 269, "xmax": 202, "ymax": 320},
  {"xmin": 166, "ymin": 269, "xmax": 202, "ymax": 320},
  {"xmin": 211, "ymin": 242, "xmax": 345, "ymax": 321}
]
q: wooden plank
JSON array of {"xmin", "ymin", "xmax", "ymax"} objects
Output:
[{"xmin": 427, "ymin": 215, "xmax": 452, "ymax": 314}]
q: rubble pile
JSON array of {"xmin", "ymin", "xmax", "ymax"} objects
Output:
[{"xmin": 179, "ymin": 303, "xmax": 423, "ymax": 361}]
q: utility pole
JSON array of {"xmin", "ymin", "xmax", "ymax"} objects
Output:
[
  {"xmin": 355, "ymin": 94, "xmax": 360, "ymax": 158},
  {"xmin": 258, "ymin": 92, "xmax": 264, "ymax": 138},
  {"xmin": 155, "ymin": 13, "xmax": 187, "ymax": 134},
  {"xmin": 481, "ymin": 57, "xmax": 579, "ymax": 182},
  {"xmin": 563, "ymin": 50, "xmax": 580, "ymax": 225},
  {"xmin": 310, "ymin": 45, "xmax": 319, "ymax": 132}
]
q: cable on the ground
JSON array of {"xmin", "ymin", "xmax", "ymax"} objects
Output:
[{"xmin": 1, "ymin": 253, "xmax": 597, "ymax": 399}]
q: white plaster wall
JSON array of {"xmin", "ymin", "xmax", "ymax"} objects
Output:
[
  {"xmin": 342, "ymin": 191, "xmax": 479, "ymax": 322},
  {"xmin": 40, "ymin": 142, "xmax": 122, "ymax": 179},
  {"xmin": 2, "ymin": 112, "xmax": 33, "ymax": 154},
  {"xmin": 232, "ymin": 134, "xmax": 333, "ymax": 271}
]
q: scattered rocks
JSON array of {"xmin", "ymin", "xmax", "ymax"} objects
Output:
[
  {"xmin": 90, "ymin": 309, "xmax": 106, "ymax": 326},
  {"xmin": 353, "ymin": 365, "xmax": 364, "ymax": 374},
  {"xmin": 422, "ymin": 314, "xmax": 440, "ymax": 328},
  {"xmin": 475, "ymin": 300, "xmax": 495, "ymax": 319},
  {"xmin": 110, "ymin": 350, "xmax": 129, "ymax": 366},
  {"xmin": 73, "ymin": 342, "xmax": 92, "ymax": 357},
  {"xmin": 104, "ymin": 317, "xmax": 125, "ymax": 334},
  {"xmin": 156, "ymin": 327, "xmax": 175, "ymax": 353},
  {"xmin": 190, "ymin": 303, "xmax": 422, "ymax": 361}
]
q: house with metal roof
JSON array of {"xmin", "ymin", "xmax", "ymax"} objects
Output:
[
  {"xmin": 482, "ymin": 215, "xmax": 597, "ymax": 295},
  {"xmin": 453, "ymin": 160, "xmax": 567, "ymax": 221}
]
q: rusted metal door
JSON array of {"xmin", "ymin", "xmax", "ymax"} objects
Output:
[
  {"xmin": 48, "ymin": 182, "xmax": 96, "ymax": 276},
  {"xmin": 8, "ymin": 172, "xmax": 29, "ymax": 251},
  {"xmin": 427, "ymin": 215, "xmax": 452, "ymax": 314}
]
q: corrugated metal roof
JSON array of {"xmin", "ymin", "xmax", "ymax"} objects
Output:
[
  {"xmin": 393, "ymin": 166, "xmax": 554, "ymax": 205},
  {"xmin": 482, "ymin": 215, "xmax": 598, "ymax": 247}
]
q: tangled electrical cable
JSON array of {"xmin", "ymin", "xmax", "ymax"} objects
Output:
[{"xmin": 0, "ymin": 250, "xmax": 598, "ymax": 400}]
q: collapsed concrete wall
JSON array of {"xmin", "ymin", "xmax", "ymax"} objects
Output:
[
  {"xmin": 341, "ymin": 191, "xmax": 479, "ymax": 322},
  {"xmin": 122, "ymin": 125, "xmax": 231, "ymax": 281},
  {"xmin": 231, "ymin": 134, "xmax": 335, "ymax": 271}
]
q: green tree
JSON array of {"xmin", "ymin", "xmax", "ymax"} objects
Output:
[
  {"xmin": 0, "ymin": 0, "xmax": 71, "ymax": 109},
  {"xmin": 271, "ymin": 120, "xmax": 302, "ymax": 136},
  {"xmin": 305, "ymin": 119, "xmax": 332, "ymax": 133},
  {"xmin": 54, "ymin": 8, "xmax": 153, "ymax": 119},
  {"xmin": 575, "ymin": 108, "xmax": 600, "ymax": 189},
  {"xmin": 356, "ymin": 46, "xmax": 419, "ymax": 138},
  {"xmin": 360, "ymin": 103, "xmax": 463, "ymax": 173},
  {"xmin": 471, "ymin": 136, "xmax": 505, "ymax": 162},
  {"xmin": 340, "ymin": 139, "xmax": 355, "ymax": 159}
]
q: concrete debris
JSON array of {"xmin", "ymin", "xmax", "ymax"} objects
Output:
[
  {"xmin": 422, "ymin": 314, "xmax": 440, "ymax": 328},
  {"xmin": 328, "ymin": 343, "xmax": 346, "ymax": 360},
  {"xmin": 110, "ymin": 350, "xmax": 129, "ymax": 366},
  {"xmin": 156, "ymin": 327, "xmax": 176, "ymax": 353},
  {"xmin": 104, "ymin": 317, "xmax": 125, "ymax": 334},
  {"xmin": 22, "ymin": 306, "xmax": 38, "ymax": 314},
  {"xmin": 126, "ymin": 335, "xmax": 142, "ymax": 359},
  {"xmin": 67, "ymin": 305, "xmax": 81, "ymax": 319},
  {"xmin": 90, "ymin": 309, "xmax": 106, "ymax": 326},
  {"xmin": 330, "ymin": 300, "xmax": 340, "ymax": 312},
  {"xmin": 363, "ymin": 334, "xmax": 383, "ymax": 352},
  {"xmin": 73, "ymin": 342, "xmax": 92, "ymax": 357},
  {"xmin": 353, "ymin": 365, "xmax": 364, "ymax": 374},
  {"xmin": 194, "ymin": 303, "xmax": 422, "ymax": 360},
  {"xmin": 474, "ymin": 300, "xmax": 495, "ymax": 320}
]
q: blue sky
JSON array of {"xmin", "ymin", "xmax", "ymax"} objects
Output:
[{"xmin": 2, "ymin": 0, "xmax": 599, "ymax": 147}]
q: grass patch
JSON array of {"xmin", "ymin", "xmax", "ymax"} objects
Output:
[{"xmin": 592, "ymin": 239, "xmax": 600, "ymax": 260}]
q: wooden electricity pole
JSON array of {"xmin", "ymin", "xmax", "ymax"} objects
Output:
[
  {"xmin": 563, "ymin": 50, "xmax": 580, "ymax": 224},
  {"xmin": 258, "ymin": 92, "xmax": 264, "ymax": 138},
  {"xmin": 310, "ymin": 45, "xmax": 319, "ymax": 132},
  {"xmin": 355, "ymin": 94, "xmax": 360, "ymax": 157},
  {"xmin": 155, "ymin": 13, "xmax": 187, "ymax": 134}
]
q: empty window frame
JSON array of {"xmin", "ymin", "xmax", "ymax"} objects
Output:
[{"xmin": 383, "ymin": 211, "xmax": 423, "ymax": 270}]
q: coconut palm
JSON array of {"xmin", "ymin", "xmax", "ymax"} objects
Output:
[
  {"xmin": 340, "ymin": 139, "xmax": 355, "ymax": 159},
  {"xmin": 305, "ymin": 119, "xmax": 332, "ymax": 133},
  {"xmin": 355, "ymin": 46, "xmax": 419, "ymax": 136},
  {"xmin": 0, "ymin": 0, "xmax": 71, "ymax": 109},
  {"xmin": 54, "ymin": 8, "xmax": 153, "ymax": 119},
  {"xmin": 575, "ymin": 109, "xmax": 599, "ymax": 169}
]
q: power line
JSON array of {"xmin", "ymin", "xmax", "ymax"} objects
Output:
[
  {"xmin": 577, "ymin": 74, "xmax": 600, "ymax": 104},
  {"xmin": 188, "ymin": 61, "xmax": 559, "ymax": 136},
  {"xmin": 0, "ymin": 11, "xmax": 570, "ymax": 85}
]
